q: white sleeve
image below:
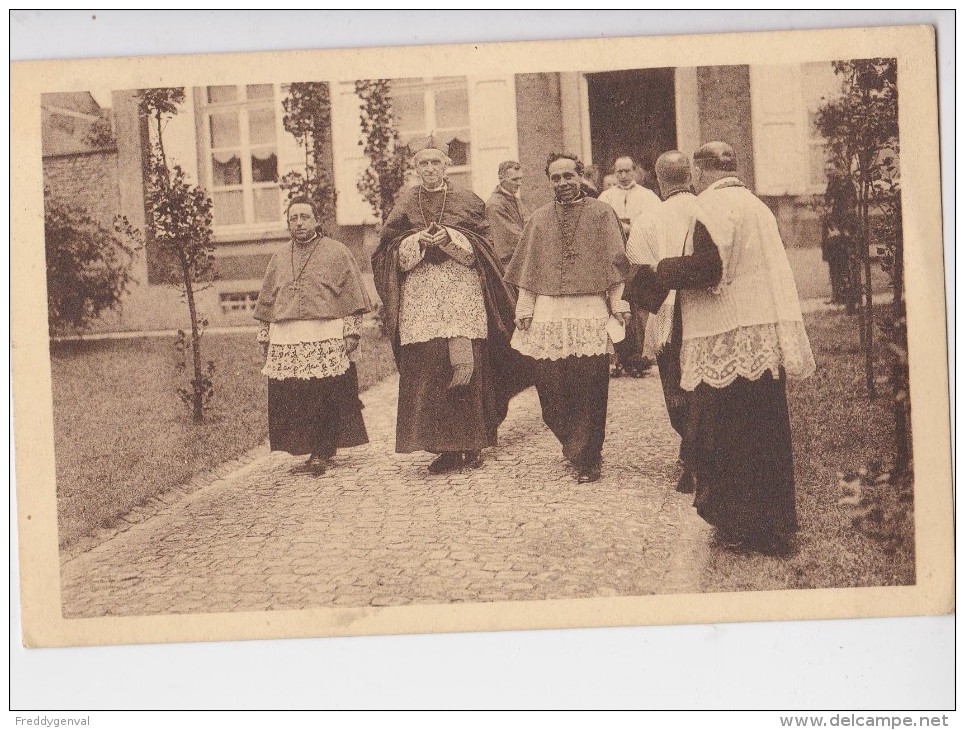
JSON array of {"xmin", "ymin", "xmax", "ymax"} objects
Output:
[
  {"xmin": 608, "ymin": 283, "xmax": 630, "ymax": 314},
  {"xmin": 625, "ymin": 219, "xmax": 658, "ymax": 267},
  {"xmin": 515, "ymin": 288, "xmax": 537, "ymax": 319},
  {"xmin": 398, "ymin": 232, "xmax": 425, "ymax": 272}
]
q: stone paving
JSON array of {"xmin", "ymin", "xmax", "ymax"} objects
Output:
[{"xmin": 60, "ymin": 372, "xmax": 712, "ymax": 618}]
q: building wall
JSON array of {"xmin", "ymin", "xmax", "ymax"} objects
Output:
[
  {"xmin": 694, "ymin": 63, "xmax": 848, "ymax": 299},
  {"xmin": 43, "ymin": 151, "xmax": 121, "ymax": 227},
  {"xmin": 696, "ymin": 65, "xmax": 756, "ymax": 193},
  {"xmin": 67, "ymin": 86, "xmax": 374, "ymax": 333},
  {"xmin": 514, "ymin": 73, "xmax": 563, "ymax": 211},
  {"xmin": 43, "ymin": 150, "xmax": 130, "ymax": 332},
  {"xmin": 52, "ymin": 68, "xmax": 856, "ymax": 333}
]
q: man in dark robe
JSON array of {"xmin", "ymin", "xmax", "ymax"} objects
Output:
[
  {"xmin": 485, "ymin": 160, "xmax": 528, "ymax": 268},
  {"xmin": 372, "ymin": 136, "xmax": 526, "ymax": 475},
  {"xmin": 505, "ymin": 152, "xmax": 633, "ymax": 483},
  {"xmin": 822, "ymin": 222, "xmax": 852, "ymax": 306}
]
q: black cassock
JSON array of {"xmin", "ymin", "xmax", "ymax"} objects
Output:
[{"xmin": 626, "ymin": 222, "xmax": 797, "ymax": 541}]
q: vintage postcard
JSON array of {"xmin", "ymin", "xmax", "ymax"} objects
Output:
[{"xmin": 11, "ymin": 23, "xmax": 952, "ymax": 648}]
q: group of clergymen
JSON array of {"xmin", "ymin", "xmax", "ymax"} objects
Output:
[{"xmin": 253, "ymin": 135, "xmax": 817, "ymax": 555}]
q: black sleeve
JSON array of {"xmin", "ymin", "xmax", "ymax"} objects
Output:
[
  {"xmin": 654, "ymin": 221, "xmax": 723, "ymax": 291},
  {"xmin": 623, "ymin": 264, "xmax": 670, "ymax": 314}
]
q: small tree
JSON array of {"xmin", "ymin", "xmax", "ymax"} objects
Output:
[
  {"xmin": 355, "ymin": 79, "xmax": 410, "ymax": 224},
  {"xmin": 814, "ymin": 58, "xmax": 901, "ymax": 399},
  {"xmin": 815, "ymin": 58, "xmax": 909, "ymax": 472},
  {"xmin": 44, "ymin": 189, "xmax": 138, "ymax": 335},
  {"xmin": 280, "ymin": 82, "xmax": 337, "ymax": 231},
  {"xmin": 138, "ymin": 88, "xmax": 216, "ymax": 423}
]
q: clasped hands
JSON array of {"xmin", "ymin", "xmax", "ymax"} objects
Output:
[
  {"xmin": 515, "ymin": 310, "xmax": 630, "ymax": 331},
  {"xmin": 419, "ymin": 223, "xmax": 450, "ymax": 249}
]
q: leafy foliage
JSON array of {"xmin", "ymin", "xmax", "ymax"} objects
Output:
[
  {"xmin": 813, "ymin": 59, "xmax": 909, "ymax": 472},
  {"xmin": 84, "ymin": 111, "xmax": 116, "ymax": 149},
  {"xmin": 44, "ymin": 188, "xmax": 139, "ymax": 334},
  {"xmin": 138, "ymin": 87, "xmax": 216, "ymax": 422},
  {"xmin": 143, "ymin": 155, "xmax": 215, "ymax": 285},
  {"xmin": 355, "ymin": 79, "xmax": 410, "ymax": 224},
  {"xmin": 836, "ymin": 462, "xmax": 914, "ymax": 559},
  {"xmin": 280, "ymin": 82, "xmax": 337, "ymax": 232}
]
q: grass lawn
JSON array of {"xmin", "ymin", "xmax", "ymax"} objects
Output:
[
  {"xmin": 700, "ymin": 307, "xmax": 916, "ymax": 592},
  {"xmin": 51, "ymin": 328, "xmax": 396, "ymax": 550}
]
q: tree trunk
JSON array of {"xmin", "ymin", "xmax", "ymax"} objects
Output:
[
  {"xmin": 893, "ymin": 241, "xmax": 909, "ymax": 474},
  {"xmin": 180, "ymin": 253, "xmax": 205, "ymax": 423},
  {"xmin": 860, "ymin": 170, "xmax": 876, "ymax": 399},
  {"xmin": 153, "ymin": 105, "xmax": 207, "ymax": 423}
]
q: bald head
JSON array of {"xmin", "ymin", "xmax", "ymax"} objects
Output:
[
  {"xmin": 655, "ymin": 151, "xmax": 692, "ymax": 198},
  {"xmin": 693, "ymin": 141, "xmax": 737, "ymax": 172}
]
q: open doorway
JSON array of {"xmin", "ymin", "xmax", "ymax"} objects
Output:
[{"xmin": 585, "ymin": 68, "xmax": 677, "ymax": 195}]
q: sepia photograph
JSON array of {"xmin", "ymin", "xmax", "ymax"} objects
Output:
[{"xmin": 12, "ymin": 17, "xmax": 952, "ymax": 659}]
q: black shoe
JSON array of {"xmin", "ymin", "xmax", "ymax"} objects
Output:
[
  {"xmin": 292, "ymin": 454, "xmax": 328, "ymax": 475},
  {"xmin": 462, "ymin": 450, "xmax": 484, "ymax": 470},
  {"xmin": 576, "ymin": 460, "xmax": 602, "ymax": 483},
  {"xmin": 428, "ymin": 452, "xmax": 462, "ymax": 475},
  {"xmin": 747, "ymin": 532, "xmax": 796, "ymax": 557},
  {"xmin": 715, "ymin": 527, "xmax": 747, "ymax": 549},
  {"xmin": 306, "ymin": 454, "xmax": 327, "ymax": 476}
]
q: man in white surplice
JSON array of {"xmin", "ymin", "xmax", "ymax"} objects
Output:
[
  {"xmin": 625, "ymin": 150, "xmax": 708, "ymax": 494},
  {"xmin": 627, "ymin": 141, "xmax": 815, "ymax": 555}
]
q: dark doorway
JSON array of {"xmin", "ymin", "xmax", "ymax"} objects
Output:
[{"xmin": 586, "ymin": 68, "xmax": 677, "ymax": 194}]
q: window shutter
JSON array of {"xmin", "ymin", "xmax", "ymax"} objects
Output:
[
  {"xmin": 749, "ymin": 65, "xmax": 808, "ymax": 196},
  {"xmin": 467, "ymin": 76, "xmax": 519, "ymax": 198},
  {"xmin": 159, "ymin": 88, "xmax": 197, "ymax": 185},
  {"xmin": 331, "ymin": 82, "xmax": 377, "ymax": 226}
]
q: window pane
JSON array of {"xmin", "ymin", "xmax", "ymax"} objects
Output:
[
  {"xmin": 251, "ymin": 149, "xmax": 278, "ymax": 183},
  {"xmin": 207, "ymin": 86, "xmax": 238, "ymax": 104},
  {"xmin": 253, "ymin": 188, "xmax": 280, "ymax": 223},
  {"xmin": 435, "ymin": 87, "xmax": 469, "ymax": 128},
  {"xmin": 209, "ymin": 112, "xmax": 240, "ymax": 148},
  {"xmin": 213, "ymin": 190, "xmax": 244, "ymax": 226},
  {"xmin": 246, "ymin": 84, "xmax": 274, "ymax": 100},
  {"xmin": 445, "ymin": 133, "xmax": 471, "ymax": 166},
  {"xmin": 248, "ymin": 107, "xmax": 276, "ymax": 145},
  {"xmin": 212, "ymin": 151, "xmax": 242, "ymax": 186},
  {"xmin": 393, "ymin": 91, "xmax": 425, "ymax": 134}
]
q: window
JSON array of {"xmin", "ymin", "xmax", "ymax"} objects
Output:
[
  {"xmin": 219, "ymin": 291, "xmax": 260, "ymax": 314},
  {"xmin": 392, "ymin": 77, "xmax": 472, "ymax": 189},
  {"xmin": 802, "ymin": 63, "xmax": 844, "ymax": 191},
  {"xmin": 201, "ymin": 84, "xmax": 282, "ymax": 228}
]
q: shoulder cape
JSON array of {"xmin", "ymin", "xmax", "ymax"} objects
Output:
[
  {"xmin": 253, "ymin": 237, "xmax": 372, "ymax": 323},
  {"xmin": 504, "ymin": 197, "xmax": 633, "ymax": 296}
]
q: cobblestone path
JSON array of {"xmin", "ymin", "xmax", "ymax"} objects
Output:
[{"xmin": 61, "ymin": 373, "xmax": 712, "ymax": 617}]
